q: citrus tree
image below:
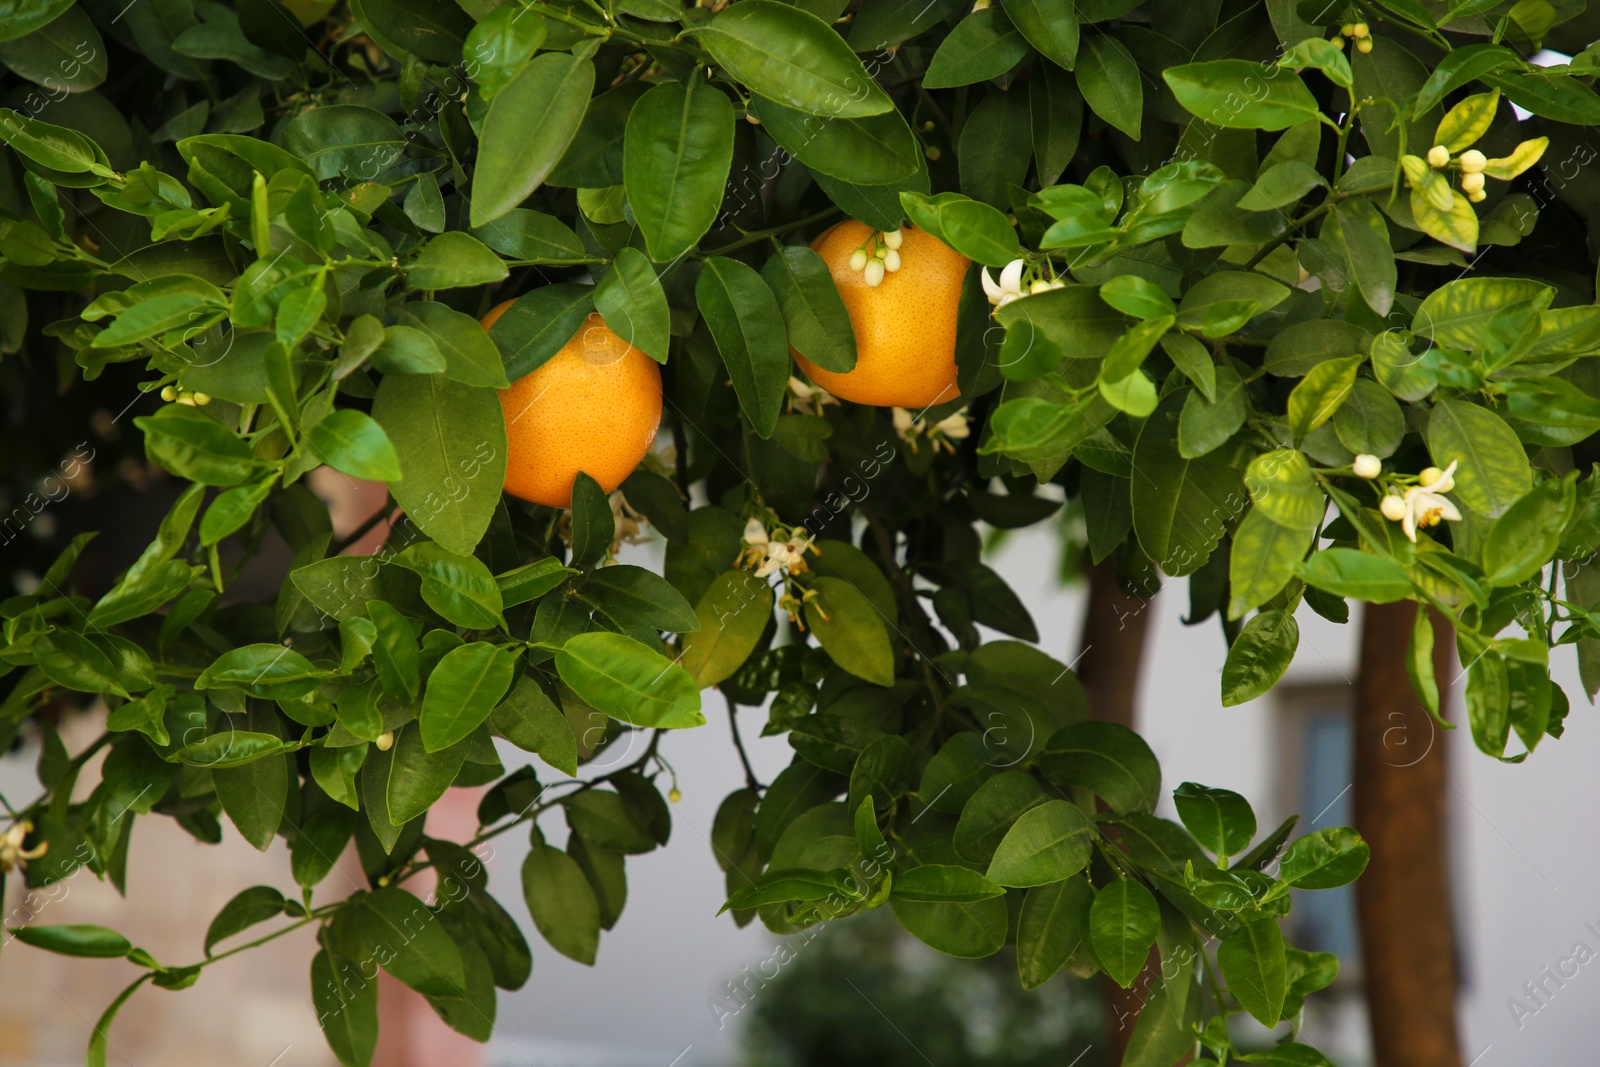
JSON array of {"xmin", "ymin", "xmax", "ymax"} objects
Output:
[{"xmin": 1, "ymin": 0, "xmax": 1598, "ymax": 1064}]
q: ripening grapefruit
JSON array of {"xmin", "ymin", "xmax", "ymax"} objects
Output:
[
  {"xmin": 488, "ymin": 304, "xmax": 662, "ymax": 509},
  {"xmin": 792, "ymin": 221, "xmax": 969, "ymax": 409}
]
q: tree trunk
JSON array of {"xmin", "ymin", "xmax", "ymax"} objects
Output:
[
  {"xmin": 1353, "ymin": 601, "xmax": 1462, "ymax": 1067},
  {"xmin": 1077, "ymin": 559, "xmax": 1157, "ymax": 1062}
]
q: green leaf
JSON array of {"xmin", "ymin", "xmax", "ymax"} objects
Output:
[
  {"xmin": 751, "ymin": 96, "xmax": 921, "ymax": 186},
  {"xmin": 805, "ymin": 576, "xmax": 894, "ymax": 687},
  {"xmin": 952, "ymin": 770, "xmax": 1047, "ymax": 863},
  {"xmin": 135, "ymin": 405, "xmax": 262, "ymax": 487},
  {"xmin": 1077, "ymin": 34, "xmax": 1142, "ymax": 138},
  {"xmin": 901, "ymin": 191, "xmax": 1020, "ymax": 268},
  {"xmin": 1279, "ymin": 826, "xmax": 1370, "ymax": 888},
  {"xmin": 1131, "ymin": 391, "xmax": 1245, "ymax": 577},
  {"xmin": 523, "ymin": 836, "xmax": 602, "ymax": 964},
  {"xmin": 1426, "ymin": 398, "xmax": 1531, "ymax": 517},
  {"xmin": 470, "ymin": 53, "xmax": 595, "ymax": 227},
  {"xmin": 1413, "ymin": 277, "xmax": 1551, "ymax": 350},
  {"xmin": 350, "ymin": 0, "xmax": 471, "ymax": 62},
  {"xmin": 1088, "ymin": 877, "xmax": 1160, "ymax": 987},
  {"xmin": 292, "ymin": 806, "xmax": 357, "ymax": 890},
  {"xmin": 761, "ymin": 245, "xmax": 858, "ymax": 373},
  {"xmin": 491, "ymin": 674, "xmax": 579, "ymax": 775},
  {"xmin": 490, "ymin": 283, "xmax": 595, "ymax": 381},
  {"xmin": 395, "ymin": 302, "xmax": 508, "ymax": 389},
  {"xmin": 1411, "ymin": 185, "xmax": 1478, "ymax": 254},
  {"xmin": 1435, "ymin": 89, "xmax": 1499, "ymax": 153},
  {"xmin": 680, "ymin": 571, "xmax": 775, "ymax": 688},
  {"xmin": 692, "ymin": 1, "xmax": 894, "ymax": 118},
  {"xmin": 463, "ymin": 5, "xmax": 546, "ymax": 99},
  {"xmin": 311, "ymin": 948, "xmax": 378, "ymax": 1067},
  {"xmin": 1038, "ymin": 721, "xmax": 1160, "ymax": 813},
  {"xmin": 1178, "ymin": 365, "xmax": 1247, "ymax": 458},
  {"xmin": 399, "ymin": 542, "xmax": 505, "ymax": 629},
  {"xmin": 1334, "ymin": 198, "xmax": 1397, "ymax": 316},
  {"xmin": 723, "ymin": 866, "xmax": 858, "ymax": 911},
  {"xmin": 371, "ymin": 373, "xmax": 507, "ymax": 555},
  {"xmin": 420, "ymin": 642, "xmax": 518, "ymax": 752},
  {"xmin": 1277, "ymin": 36, "xmax": 1352, "ymax": 89},
  {"xmin": 309, "ymin": 409, "xmax": 402, "ymax": 482},
  {"xmin": 1219, "ymin": 917, "xmax": 1288, "ymax": 1025},
  {"xmin": 281, "ymin": 104, "xmax": 405, "ymax": 181},
  {"xmin": 197, "ymin": 643, "xmax": 327, "ymax": 698},
  {"xmin": 985, "ymin": 799, "xmax": 1095, "ymax": 888},
  {"xmin": 958, "ymin": 85, "xmax": 1032, "ymax": 209},
  {"xmin": 1332, "ymin": 378, "xmax": 1404, "ymax": 458},
  {"xmin": 695, "ymin": 256, "xmax": 789, "ymax": 439},
  {"xmin": 0, "ymin": 0, "xmax": 74, "ymax": 42},
  {"xmin": 1016, "ymin": 877, "xmax": 1094, "ymax": 990},
  {"xmin": 354, "ymin": 887, "xmax": 467, "ymax": 996},
  {"xmin": 892, "ymin": 864, "xmax": 1006, "ymax": 903},
  {"xmin": 623, "ymin": 75, "xmax": 735, "ymax": 263},
  {"xmin": 1287, "ymin": 353, "xmax": 1362, "ymax": 440},
  {"xmin": 34, "ymin": 630, "xmax": 130, "ymax": 699},
  {"xmin": 1030, "ymin": 61, "xmax": 1082, "ymax": 186},
  {"xmin": 1228, "ymin": 508, "xmax": 1314, "ymax": 620},
  {"xmin": 474, "ymin": 210, "xmax": 585, "ymax": 263},
  {"xmin": 1164, "ymin": 61, "xmax": 1321, "ymax": 130},
  {"xmin": 204, "ymin": 886, "xmax": 286, "ymax": 955},
  {"xmin": 925, "ymin": 9, "xmax": 1029, "ymax": 88},
  {"xmin": 1003, "ymin": 0, "xmax": 1079, "ymax": 71},
  {"xmin": 386, "ymin": 723, "xmax": 469, "ymax": 824},
  {"xmin": 9, "ymin": 923, "xmax": 132, "ymax": 958},
  {"xmin": 1173, "ymin": 782, "xmax": 1256, "ymax": 859},
  {"xmin": 594, "ymin": 248, "xmax": 670, "ymax": 363},
  {"xmin": 1483, "ymin": 474, "xmax": 1577, "ymax": 586},
  {"xmin": 567, "ymin": 471, "xmax": 614, "ymax": 570},
  {"xmin": 890, "ymin": 894, "xmax": 1009, "ymax": 958},
  {"xmin": 1221, "ymin": 610, "xmax": 1298, "ymax": 707},
  {"xmin": 555, "ymin": 631, "xmax": 705, "ymax": 729},
  {"xmin": 1297, "ymin": 548, "xmax": 1413, "ymax": 602},
  {"xmin": 0, "ymin": 7, "xmax": 106, "ymax": 92},
  {"xmin": 1414, "ymin": 44, "xmax": 1521, "ymax": 114},
  {"xmin": 408, "ymin": 232, "xmax": 510, "ymax": 290}
]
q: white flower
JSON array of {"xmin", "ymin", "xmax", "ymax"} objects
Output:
[
  {"xmin": 981, "ymin": 259, "xmax": 1026, "ymax": 308},
  {"xmin": 933, "ymin": 411, "xmax": 970, "ymax": 441},
  {"xmin": 742, "ymin": 517, "xmax": 769, "ymax": 547},
  {"xmin": 892, "ymin": 407, "xmax": 919, "ymax": 440},
  {"xmin": 1353, "ymin": 453, "xmax": 1382, "ymax": 479},
  {"xmin": 754, "ymin": 541, "xmax": 792, "ymax": 578},
  {"xmin": 1396, "ymin": 461, "xmax": 1461, "ymax": 542},
  {"xmin": 788, "ymin": 376, "xmax": 839, "ymax": 412},
  {"xmin": 0, "ymin": 820, "xmax": 46, "ymax": 874}
]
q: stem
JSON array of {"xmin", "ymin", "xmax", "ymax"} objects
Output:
[
  {"xmin": 330, "ymin": 501, "xmax": 396, "ymax": 555},
  {"xmin": 725, "ymin": 693, "xmax": 761, "ymax": 791},
  {"xmin": 1241, "ymin": 200, "xmax": 1336, "ymax": 271},
  {"xmin": 704, "ymin": 207, "xmax": 842, "ymax": 257}
]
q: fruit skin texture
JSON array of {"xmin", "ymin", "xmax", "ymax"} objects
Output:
[
  {"xmin": 489, "ymin": 305, "xmax": 662, "ymax": 509},
  {"xmin": 793, "ymin": 221, "xmax": 969, "ymax": 409}
]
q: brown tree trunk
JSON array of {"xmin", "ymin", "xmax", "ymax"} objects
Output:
[
  {"xmin": 1353, "ymin": 602, "xmax": 1462, "ymax": 1067},
  {"xmin": 1077, "ymin": 558, "xmax": 1157, "ymax": 1062}
]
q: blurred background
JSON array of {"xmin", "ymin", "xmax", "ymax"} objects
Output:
[{"xmin": 4, "ymin": 377, "xmax": 1600, "ymax": 1067}]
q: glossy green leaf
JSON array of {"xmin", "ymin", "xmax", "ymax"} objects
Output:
[
  {"xmin": 470, "ymin": 53, "xmax": 595, "ymax": 227},
  {"xmin": 555, "ymin": 631, "xmax": 705, "ymax": 729},
  {"xmin": 624, "ymin": 76, "xmax": 735, "ymax": 263}
]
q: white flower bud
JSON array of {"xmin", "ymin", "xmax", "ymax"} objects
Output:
[
  {"xmin": 1353, "ymin": 454, "xmax": 1382, "ymax": 479},
  {"xmin": 849, "ymin": 249, "xmax": 868, "ymax": 272},
  {"xmin": 1458, "ymin": 149, "xmax": 1487, "ymax": 173},
  {"xmin": 882, "ymin": 229, "xmax": 904, "ymax": 250},
  {"xmin": 1419, "ymin": 466, "xmax": 1444, "ymax": 487},
  {"xmin": 160, "ymin": 385, "xmax": 177, "ymax": 402},
  {"xmin": 883, "ymin": 249, "xmax": 901, "ymax": 272},
  {"xmin": 177, "ymin": 394, "xmax": 197, "ymax": 406},
  {"xmin": 864, "ymin": 259, "xmax": 886, "ymax": 287},
  {"xmin": 1380, "ymin": 494, "xmax": 1408, "ymax": 521},
  {"xmin": 1468, "ymin": 188, "xmax": 1486, "ymax": 203},
  {"xmin": 1030, "ymin": 279, "xmax": 1053, "ymax": 294},
  {"xmin": 1427, "ymin": 144, "xmax": 1450, "ymax": 169},
  {"xmin": 1460, "ymin": 172, "xmax": 1485, "ymax": 195},
  {"xmin": 375, "ymin": 731, "xmax": 395, "ymax": 752},
  {"xmin": 1355, "ymin": 37, "xmax": 1372, "ymax": 52}
]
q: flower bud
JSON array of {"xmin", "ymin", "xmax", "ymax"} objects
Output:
[
  {"xmin": 1353, "ymin": 454, "xmax": 1382, "ymax": 479},
  {"xmin": 1352, "ymin": 21, "xmax": 1369, "ymax": 36},
  {"xmin": 1030, "ymin": 279, "xmax": 1053, "ymax": 294},
  {"xmin": 160, "ymin": 385, "xmax": 177, "ymax": 402},
  {"xmin": 883, "ymin": 249, "xmax": 902, "ymax": 272},
  {"xmin": 882, "ymin": 229, "xmax": 904, "ymax": 250},
  {"xmin": 668, "ymin": 788, "xmax": 682, "ymax": 803},
  {"xmin": 177, "ymin": 394, "xmax": 197, "ymax": 406},
  {"xmin": 375, "ymin": 731, "xmax": 395, "ymax": 751},
  {"xmin": 849, "ymin": 249, "xmax": 868, "ymax": 272},
  {"xmin": 864, "ymin": 259, "xmax": 886, "ymax": 287},
  {"xmin": 193, "ymin": 392, "xmax": 212, "ymax": 406},
  {"xmin": 1427, "ymin": 144, "xmax": 1450, "ymax": 169},
  {"xmin": 1356, "ymin": 37, "xmax": 1372, "ymax": 52},
  {"xmin": 1468, "ymin": 188, "xmax": 1486, "ymax": 203},
  {"xmin": 1341, "ymin": 21, "xmax": 1356, "ymax": 34},
  {"xmin": 925, "ymin": 145, "xmax": 941, "ymax": 161},
  {"xmin": 1381, "ymin": 494, "xmax": 1408, "ymax": 521},
  {"xmin": 1460, "ymin": 172, "xmax": 1485, "ymax": 195},
  {"xmin": 1419, "ymin": 466, "xmax": 1444, "ymax": 487},
  {"xmin": 1458, "ymin": 149, "xmax": 1487, "ymax": 173},
  {"xmin": 1331, "ymin": 34, "xmax": 1345, "ymax": 48}
]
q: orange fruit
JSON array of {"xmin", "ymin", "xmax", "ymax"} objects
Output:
[
  {"xmin": 792, "ymin": 221, "xmax": 969, "ymax": 409},
  {"xmin": 490, "ymin": 305, "xmax": 663, "ymax": 509}
]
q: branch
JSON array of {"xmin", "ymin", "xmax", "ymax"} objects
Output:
[{"xmin": 725, "ymin": 692, "xmax": 761, "ymax": 791}]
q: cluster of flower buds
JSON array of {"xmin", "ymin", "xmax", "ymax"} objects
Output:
[
  {"xmin": 1420, "ymin": 136, "xmax": 1547, "ymax": 204},
  {"xmin": 739, "ymin": 517, "xmax": 817, "ymax": 579},
  {"xmin": 980, "ymin": 259, "xmax": 1065, "ymax": 310},
  {"xmin": 160, "ymin": 384, "xmax": 211, "ymax": 406},
  {"xmin": 849, "ymin": 229, "xmax": 905, "ymax": 288},
  {"xmin": 892, "ymin": 407, "xmax": 971, "ymax": 454},
  {"xmin": 1331, "ymin": 21, "xmax": 1373, "ymax": 52}
]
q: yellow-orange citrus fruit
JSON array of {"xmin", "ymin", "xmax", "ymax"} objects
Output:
[
  {"xmin": 792, "ymin": 221, "xmax": 969, "ymax": 409},
  {"xmin": 489, "ymin": 304, "xmax": 662, "ymax": 509}
]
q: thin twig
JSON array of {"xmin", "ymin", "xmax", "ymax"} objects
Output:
[
  {"xmin": 725, "ymin": 692, "xmax": 761, "ymax": 791},
  {"xmin": 331, "ymin": 501, "xmax": 395, "ymax": 555}
]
